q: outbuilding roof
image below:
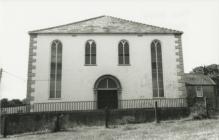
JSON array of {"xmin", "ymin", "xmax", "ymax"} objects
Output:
[
  {"xmin": 29, "ymin": 15, "xmax": 183, "ymax": 34},
  {"xmin": 183, "ymin": 73, "xmax": 216, "ymax": 86}
]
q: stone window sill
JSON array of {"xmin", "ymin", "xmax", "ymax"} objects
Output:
[
  {"xmin": 48, "ymin": 98, "xmax": 62, "ymax": 100},
  {"xmin": 84, "ymin": 64, "xmax": 97, "ymax": 66},
  {"xmin": 118, "ymin": 64, "xmax": 131, "ymax": 66}
]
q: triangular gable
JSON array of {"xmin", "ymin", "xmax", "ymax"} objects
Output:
[{"xmin": 29, "ymin": 15, "xmax": 182, "ymax": 34}]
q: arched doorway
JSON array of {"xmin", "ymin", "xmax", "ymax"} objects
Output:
[{"xmin": 94, "ymin": 75, "xmax": 121, "ymax": 109}]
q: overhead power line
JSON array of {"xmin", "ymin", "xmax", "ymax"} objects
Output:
[
  {"xmin": 0, "ymin": 69, "xmax": 83, "ymax": 82},
  {"xmin": 2, "ymin": 70, "xmax": 26, "ymax": 82},
  {"xmin": 1, "ymin": 69, "xmax": 50, "ymax": 82}
]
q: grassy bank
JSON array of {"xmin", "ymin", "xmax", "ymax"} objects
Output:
[{"xmin": 1, "ymin": 118, "xmax": 219, "ymax": 140}]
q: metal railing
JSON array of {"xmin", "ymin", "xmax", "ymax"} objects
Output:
[
  {"xmin": 1, "ymin": 105, "xmax": 29, "ymax": 114},
  {"xmin": 0, "ymin": 98, "xmax": 187, "ymax": 114},
  {"xmin": 120, "ymin": 98, "xmax": 187, "ymax": 109},
  {"xmin": 33, "ymin": 101, "xmax": 96, "ymax": 112}
]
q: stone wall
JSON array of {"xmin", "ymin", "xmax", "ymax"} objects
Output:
[{"xmin": 1, "ymin": 108, "xmax": 189, "ymax": 135}]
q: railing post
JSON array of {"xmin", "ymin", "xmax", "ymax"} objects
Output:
[
  {"xmin": 154, "ymin": 101, "xmax": 159, "ymax": 123},
  {"xmin": 2, "ymin": 115, "xmax": 8, "ymax": 138},
  {"xmin": 204, "ymin": 97, "xmax": 209, "ymax": 118},
  {"xmin": 54, "ymin": 114, "xmax": 61, "ymax": 132},
  {"xmin": 27, "ymin": 104, "xmax": 31, "ymax": 113},
  {"xmin": 105, "ymin": 106, "xmax": 110, "ymax": 128}
]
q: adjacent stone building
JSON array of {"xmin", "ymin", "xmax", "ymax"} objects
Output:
[{"xmin": 184, "ymin": 73, "xmax": 217, "ymax": 109}]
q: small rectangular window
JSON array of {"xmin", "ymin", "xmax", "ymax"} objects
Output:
[{"xmin": 196, "ymin": 86, "xmax": 203, "ymax": 97}]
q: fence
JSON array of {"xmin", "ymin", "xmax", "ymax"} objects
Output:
[
  {"xmin": 0, "ymin": 98, "xmax": 187, "ymax": 114},
  {"xmin": 33, "ymin": 101, "xmax": 96, "ymax": 112},
  {"xmin": 1, "ymin": 105, "xmax": 29, "ymax": 114},
  {"xmin": 120, "ymin": 98, "xmax": 187, "ymax": 109}
]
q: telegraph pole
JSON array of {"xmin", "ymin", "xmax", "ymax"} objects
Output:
[{"xmin": 0, "ymin": 68, "xmax": 2, "ymax": 84}]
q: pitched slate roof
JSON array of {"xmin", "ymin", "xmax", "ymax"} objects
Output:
[
  {"xmin": 183, "ymin": 73, "xmax": 216, "ymax": 86},
  {"xmin": 29, "ymin": 15, "xmax": 182, "ymax": 34}
]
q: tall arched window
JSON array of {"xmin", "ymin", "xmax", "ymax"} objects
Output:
[
  {"xmin": 118, "ymin": 40, "xmax": 129, "ymax": 65},
  {"xmin": 50, "ymin": 40, "xmax": 62, "ymax": 98},
  {"xmin": 85, "ymin": 40, "xmax": 96, "ymax": 65},
  {"xmin": 151, "ymin": 40, "xmax": 164, "ymax": 97}
]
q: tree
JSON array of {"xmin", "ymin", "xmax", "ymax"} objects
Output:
[
  {"xmin": 0, "ymin": 98, "xmax": 9, "ymax": 107},
  {"xmin": 0, "ymin": 98, "xmax": 27, "ymax": 107},
  {"xmin": 192, "ymin": 64, "xmax": 219, "ymax": 77},
  {"xmin": 8, "ymin": 99, "xmax": 23, "ymax": 106}
]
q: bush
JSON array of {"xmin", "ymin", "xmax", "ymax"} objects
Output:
[{"xmin": 190, "ymin": 101, "xmax": 207, "ymax": 120}]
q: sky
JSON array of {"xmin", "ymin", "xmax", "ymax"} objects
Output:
[{"xmin": 0, "ymin": 0, "xmax": 219, "ymax": 100}]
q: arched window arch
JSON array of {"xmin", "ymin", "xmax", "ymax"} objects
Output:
[
  {"xmin": 50, "ymin": 40, "xmax": 62, "ymax": 98},
  {"xmin": 151, "ymin": 40, "xmax": 164, "ymax": 97},
  {"xmin": 118, "ymin": 40, "xmax": 129, "ymax": 65},
  {"xmin": 85, "ymin": 40, "xmax": 96, "ymax": 65}
]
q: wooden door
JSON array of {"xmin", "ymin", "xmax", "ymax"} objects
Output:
[{"xmin": 97, "ymin": 90, "xmax": 118, "ymax": 109}]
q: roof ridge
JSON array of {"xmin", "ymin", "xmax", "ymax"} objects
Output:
[
  {"xmin": 184, "ymin": 73, "xmax": 216, "ymax": 85},
  {"xmin": 105, "ymin": 15, "xmax": 183, "ymax": 34},
  {"xmin": 29, "ymin": 15, "xmax": 105, "ymax": 34},
  {"xmin": 29, "ymin": 15, "xmax": 183, "ymax": 34},
  {"xmin": 206, "ymin": 76, "xmax": 216, "ymax": 85}
]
